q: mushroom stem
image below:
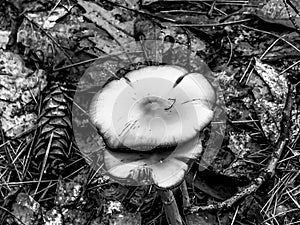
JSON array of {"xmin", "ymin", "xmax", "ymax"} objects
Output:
[
  {"xmin": 180, "ymin": 181, "xmax": 191, "ymax": 209},
  {"xmin": 158, "ymin": 189, "xmax": 183, "ymax": 225}
]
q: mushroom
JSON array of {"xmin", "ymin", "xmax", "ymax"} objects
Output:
[{"xmin": 89, "ymin": 65, "xmax": 216, "ymax": 189}]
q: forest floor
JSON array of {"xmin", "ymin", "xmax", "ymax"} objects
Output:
[{"xmin": 0, "ymin": 0, "xmax": 300, "ymax": 225}]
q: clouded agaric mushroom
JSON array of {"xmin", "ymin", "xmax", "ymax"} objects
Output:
[{"xmin": 90, "ymin": 64, "xmax": 216, "ymax": 189}]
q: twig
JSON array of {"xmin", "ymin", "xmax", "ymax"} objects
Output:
[
  {"xmin": 159, "ymin": 10, "xmax": 209, "ymax": 15},
  {"xmin": 53, "ymin": 51, "xmax": 143, "ymax": 72},
  {"xmin": 208, "ymin": 0, "xmax": 216, "ymax": 16},
  {"xmin": 173, "ymin": 18, "xmax": 251, "ymax": 27},
  {"xmin": 242, "ymin": 26, "xmax": 300, "ymax": 53},
  {"xmin": 225, "ymin": 35, "xmax": 233, "ymax": 67},
  {"xmin": 34, "ymin": 132, "xmax": 54, "ymax": 196},
  {"xmin": 43, "ymin": 0, "xmax": 63, "ymax": 27},
  {"xmin": 279, "ymin": 59, "xmax": 300, "ymax": 75},
  {"xmin": 230, "ymin": 206, "xmax": 239, "ymax": 225}
]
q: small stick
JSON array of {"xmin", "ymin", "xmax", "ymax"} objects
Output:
[{"xmin": 158, "ymin": 189, "xmax": 183, "ymax": 225}]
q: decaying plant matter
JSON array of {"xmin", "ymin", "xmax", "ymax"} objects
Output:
[{"xmin": 0, "ymin": 0, "xmax": 299, "ymax": 225}]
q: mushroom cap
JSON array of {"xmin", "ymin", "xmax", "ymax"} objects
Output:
[
  {"xmin": 90, "ymin": 65, "xmax": 215, "ymax": 151},
  {"xmin": 103, "ymin": 135, "xmax": 202, "ymax": 189}
]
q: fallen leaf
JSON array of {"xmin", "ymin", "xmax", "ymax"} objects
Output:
[
  {"xmin": 12, "ymin": 193, "xmax": 41, "ymax": 225},
  {"xmin": 248, "ymin": 0, "xmax": 300, "ymax": 29},
  {"xmin": 78, "ymin": 0, "xmax": 135, "ymax": 54},
  {"xmin": 247, "ymin": 58, "xmax": 288, "ymax": 142}
]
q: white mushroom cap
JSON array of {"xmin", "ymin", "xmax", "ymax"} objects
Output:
[
  {"xmin": 90, "ymin": 65, "xmax": 215, "ymax": 151},
  {"xmin": 103, "ymin": 135, "xmax": 202, "ymax": 188}
]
